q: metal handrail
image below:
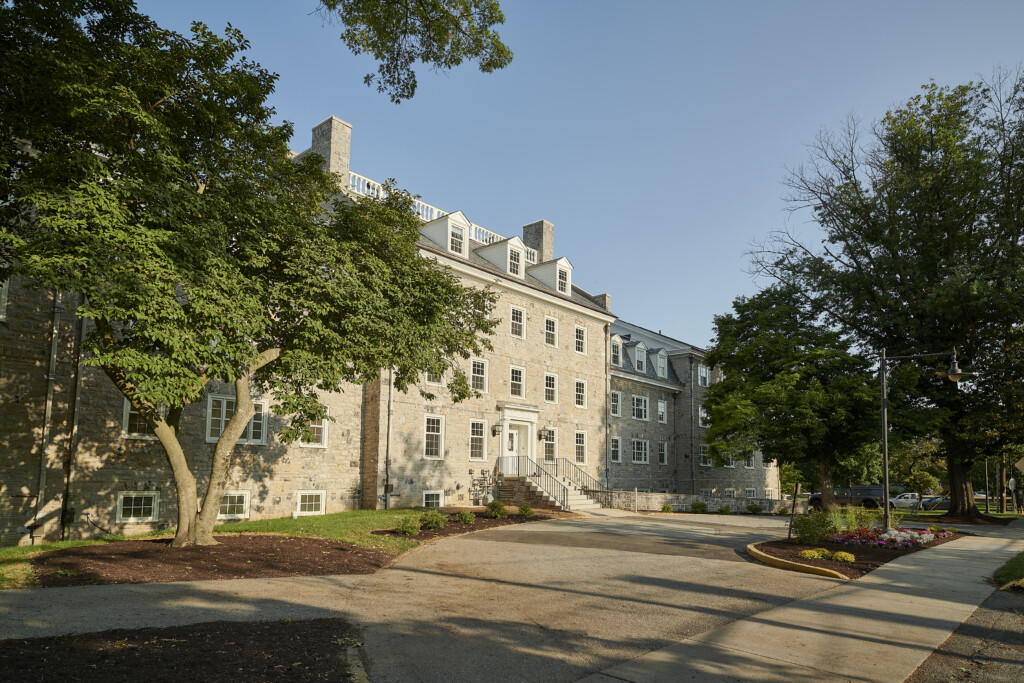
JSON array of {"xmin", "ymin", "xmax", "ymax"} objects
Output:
[
  {"xmin": 495, "ymin": 456, "xmax": 571, "ymax": 510},
  {"xmin": 556, "ymin": 458, "xmax": 609, "ymax": 495}
]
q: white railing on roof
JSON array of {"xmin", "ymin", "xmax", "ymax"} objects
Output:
[{"xmin": 348, "ymin": 170, "xmax": 537, "ymax": 263}]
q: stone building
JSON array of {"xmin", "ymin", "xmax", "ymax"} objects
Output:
[{"xmin": 1, "ymin": 115, "xmax": 776, "ymax": 546}]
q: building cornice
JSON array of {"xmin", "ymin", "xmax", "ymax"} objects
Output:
[{"xmin": 610, "ymin": 369, "xmax": 684, "ymax": 392}]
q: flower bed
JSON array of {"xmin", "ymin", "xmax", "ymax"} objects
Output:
[{"xmin": 829, "ymin": 526, "xmax": 956, "ymax": 549}]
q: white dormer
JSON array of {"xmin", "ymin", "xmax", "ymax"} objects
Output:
[
  {"xmin": 634, "ymin": 342, "xmax": 648, "ymax": 373},
  {"xmin": 526, "ymin": 256, "xmax": 573, "ymax": 295},
  {"xmin": 657, "ymin": 350, "xmax": 668, "ymax": 378},
  {"xmin": 610, "ymin": 334, "xmax": 623, "ymax": 367},
  {"xmin": 420, "ymin": 210, "xmax": 472, "ymax": 258},
  {"xmin": 474, "ymin": 235, "xmax": 529, "ymax": 279}
]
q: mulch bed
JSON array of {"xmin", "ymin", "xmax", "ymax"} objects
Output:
[
  {"xmin": 0, "ymin": 618, "xmax": 362, "ymax": 682},
  {"xmin": 756, "ymin": 533, "xmax": 967, "ymax": 580},
  {"xmin": 30, "ymin": 509, "xmax": 555, "ymax": 588},
  {"xmin": 908, "ymin": 514, "xmax": 1013, "ymax": 526}
]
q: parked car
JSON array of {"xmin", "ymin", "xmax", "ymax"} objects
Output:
[
  {"xmin": 920, "ymin": 494, "xmax": 951, "ymax": 511},
  {"xmin": 808, "ymin": 486, "xmax": 886, "ymax": 510},
  {"xmin": 889, "ymin": 492, "xmax": 920, "ymax": 509}
]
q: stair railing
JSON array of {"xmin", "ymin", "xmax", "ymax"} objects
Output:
[
  {"xmin": 495, "ymin": 455, "xmax": 571, "ymax": 510},
  {"xmin": 557, "ymin": 458, "xmax": 609, "ymax": 495}
]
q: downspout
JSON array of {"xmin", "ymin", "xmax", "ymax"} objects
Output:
[
  {"xmin": 384, "ymin": 366, "xmax": 394, "ymax": 509},
  {"xmin": 60, "ymin": 302, "xmax": 87, "ymax": 540},
  {"xmin": 689, "ymin": 356, "xmax": 696, "ymax": 494},
  {"xmin": 33, "ymin": 290, "xmax": 62, "ymax": 538},
  {"xmin": 604, "ymin": 323, "xmax": 612, "ymax": 489}
]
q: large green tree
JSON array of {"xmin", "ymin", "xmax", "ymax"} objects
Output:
[
  {"xmin": 757, "ymin": 75, "xmax": 1024, "ymax": 516},
  {"xmin": 703, "ymin": 286, "xmax": 878, "ymax": 508},
  {"xmin": 1, "ymin": 0, "xmax": 496, "ymax": 546}
]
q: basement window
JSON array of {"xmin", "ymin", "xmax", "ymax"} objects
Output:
[{"xmin": 116, "ymin": 491, "xmax": 159, "ymax": 523}]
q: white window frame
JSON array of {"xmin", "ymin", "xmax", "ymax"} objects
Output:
[
  {"xmin": 471, "ymin": 358, "xmax": 488, "ymax": 393},
  {"xmin": 296, "ymin": 490, "xmax": 325, "ymax": 516},
  {"xmin": 510, "ymin": 365, "xmax": 525, "ymax": 398},
  {"xmin": 724, "ymin": 456, "xmax": 735, "ymax": 468},
  {"xmin": 574, "ymin": 430, "xmax": 587, "ymax": 464},
  {"xmin": 699, "ymin": 364, "xmax": 710, "ymax": 387},
  {"xmin": 544, "ymin": 372, "xmax": 558, "ymax": 404},
  {"xmin": 542, "ymin": 427, "xmax": 557, "ymax": 463},
  {"xmin": 765, "ymin": 488, "xmax": 776, "ymax": 500},
  {"xmin": 422, "ymin": 490, "xmax": 444, "ymax": 508},
  {"xmin": 631, "ymin": 439, "xmax": 649, "ymax": 464},
  {"xmin": 557, "ymin": 268, "xmax": 568, "ymax": 293},
  {"xmin": 699, "ymin": 445, "xmax": 711, "ymax": 466},
  {"xmin": 300, "ymin": 411, "xmax": 329, "ymax": 448},
  {"xmin": 632, "ymin": 395, "xmax": 649, "ymax": 421},
  {"xmin": 449, "ymin": 225, "xmax": 465, "ymax": 255},
  {"xmin": 574, "ymin": 326, "xmax": 587, "ymax": 355},
  {"xmin": 0, "ymin": 278, "xmax": 9, "ymax": 321},
  {"xmin": 657, "ymin": 352, "xmax": 667, "ymax": 378},
  {"xmin": 657, "ymin": 399, "xmax": 667, "ymax": 424},
  {"xmin": 470, "ymin": 419, "xmax": 487, "ymax": 461},
  {"xmin": 610, "ymin": 391, "xmax": 621, "ymax": 417},
  {"xmin": 611, "ymin": 341, "xmax": 621, "ymax": 366},
  {"xmin": 217, "ymin": 490, "xmax": 251, "ymax": 520},
  {"xmin": 206, "ymin": 395, "xmax": 268, "ymax": 445},
  {"xmin": 121, "ymin": 398, "xmax": 159, "ymax": 440},
  {"xmin": 510, "ymin": 305, "xmax": 526, "ymax": 339},
  {"xmin": 744, "ymin": 455, "xmax": 755, "ymax": 468},
  {"xmin": 636, "ymin": 348, "xmax": 646, "ymax": 373},
  {"xmin": 724, "ymin": 488, "xmax": 737, "ymax": 498},
  {"xmin": 424, "ymin": 414, "xmax": 445, "ymax": 460},
  {"xmin": 574, "ymin": 379, "xmax": 587, "ymax": 408},
  {"xmin": 610, "ymin": 437, "xmax": 621, "ymax": 463},
  {"xmin": 745, "ymin": 488, "xmax": 757, "ymax": 499},
  {"xmin": 425, "ymin": 369, "xmax": 445, "ymax": 386},
  {"xmin": 700, "ymin": 488, "xmax": 713, "ymax": 497},
  {"xmin": 699, "ymin": 406, "xmax": 710, "ymax": 428},
  {"xmin": 658, "ymin": 442, "xmax": 668, "ymax": 465},
  {"xmin": 544, "ymin": 316, "xmax": 558, "ymax": 347},
  {"xmin": 116, "ymin": 490, "xmax": 160, "ymax": 523},
  {"xmin": 508, "ymin": 248, "xmax": 522, "ymax": 277}
]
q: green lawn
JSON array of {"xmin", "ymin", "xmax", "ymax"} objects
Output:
[
  {"xmin": 0, "ymin": 508, "xmax": 430, "ymax": 590},
  {"xmin": 994, "ymin": 551, "xmax": 1024, "ymax": 590}
]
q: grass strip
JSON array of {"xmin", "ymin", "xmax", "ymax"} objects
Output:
[{"xmin": 993, "ymin": 551, "xmax": 1024, "ymax": 590}]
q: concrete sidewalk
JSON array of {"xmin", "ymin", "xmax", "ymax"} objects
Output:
[{"xmin": 579, "ymin": 519, "xmax": 1024, "ymax": 682}]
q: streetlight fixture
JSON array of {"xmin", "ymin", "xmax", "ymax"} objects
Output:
[{"xmin": 880, "ymin": 348, "xmax": 964, "ymax": 531}]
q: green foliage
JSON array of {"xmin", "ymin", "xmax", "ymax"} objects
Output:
[
  {"xmin": 690, "ymin": 501, "xmax": 708, "ymax": 514},
  {"xmin": 841, "ymin": 506, "xmax": 878, "ymax": 532},
  {"xmin": 455, "ymin": 510, "xmax": 476, "ymax": 524},
  {"xmin": 776, "ymin": 505, "xmax": 791, "ymax": 515},
  {"xmin": 791, "ymin": 512, "xmax": 841, "ymax": 544},
  {"xmin": 517, "ymin": 503, "xmax": 533, "ymax": 517},
  {"xmin": 661, "ymin": 503, "xmax": 673, "ymax": 513},
  {"xmin": 319, "ymin": 0, "xmax": 513, "ymax": 102},
  {"xmin": 746, "ymin": 503, "xmax": 763, "ymax": 515},
  {"xmin": 832, "ymin": 551, "xmax": 856, "ymax": 563},
  {"xmin": 798, "ymin": 548, "xmax": 832, "ymax": 560},
  {"xmin": 396, "ymin": 516, "xmax": 422, "ymax": 535},
  {"xmin": 419, "ymin": 509, "xmax": 447, "ymax": 530},
  {"xmin": 717, "ymin": 505, "xmax": 733, "ymax": 515},
  {"xmin": 485, "ymin": 500, "xmax": 508, "ymax": 519}
]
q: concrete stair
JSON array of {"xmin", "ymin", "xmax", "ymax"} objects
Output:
[{"xmin": 498, "ymin": 475, "xmax": 602, "ymax": 512}]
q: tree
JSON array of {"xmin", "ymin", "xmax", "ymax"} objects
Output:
[
  {"xmin": 757, "ymin": 73, "xmax": 1024, "ymax": 516},
  {"xmin": 703, "ymin": 286, "xmax": 878, "ymax": 508},
  {"xmin": 319, "ymin": 0, "xmax": 513, "ymax": 102},
  {"xmin": 1, "ymin": 0, "xmax": 497, "ymax": 546}
]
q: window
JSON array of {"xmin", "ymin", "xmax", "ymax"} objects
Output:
[
  {"xmin": 610, "ymin": 391, "xmax": 621, "ymax": 417},
  {"xmin": 544, "ymin": 373, "xmax": 557, "ymax": 403},
  {"xmin": 426, "ymin": 369, "xmax": 444, "ymax": 385},
  {"xmin": 724, "ymin": 456, "xmax": 735, "ymax": 468},
  {"xmin": 744, "ymin": 455, "xmax": 755, "ymax": 468},
  {"xmin": 574, "ymin": 431, "xmax": 586, "ymax": 464},
  {"xmin": 611, "ymin": 341, "xmax": 621, "ymax": 366},
  {"xmin": 632, "ymin": 395, "xmax": 649, "ymax": 421},
  {"xmin": 699, "ymin": 406, "xmax": 710, "ymax": 427},
  {"xmin": 765, "ymin": 488, "xmax": 776, "ymax": 500},
  {"xmin": 470, "ymin": 420, "xmax": 486, "ymax": 460},
  {"xmin": 510, "ymin": 306, "xmax": 525, "ymax": 338},
  {"xmin": 450, "ymin": 225, "xmax": 464, "ymax": 254},
  {"xmin": 574, "ymin": 380, "xmax": 587, "ymax": 408},
  {"xmin": 116, "ymin": 491, "xmax": 159, "ymax": 523},
  {"xmin": 424, "ymin": 415, "xmax": 444, "ymax": 459},
  {"xmin": 0, "ymin": 279, "xmax": 9, "ymax": 321},
  {"xmin": 508, "ymin": 248, "xmax": 522, "ymax": 276},
  {"xmin": 631, "ymin": 439, "xmax": 649, "ymax": 464},
  {"xmin": 700, "ymin": 488, "xmax": 713, "ymax": 497},
  {"xmin": 699, "ymin": 445, "xmax": 712, "ymax": 466},
  {"xmin": 636, "ymin": 348, "xmax": 646, "ymax": 372},
  {"xmin": 699, "ymin": 364, "xmax": 710, "ymax": 387},
  {"xmin": 296, "ymin": 490, "xmax": 325, "ymax": 515},
  {"xmin": 510, "ymin": 366, "xmax": 525, "ymax": 398},
  {"xmin": 542, "ymin": 428, "xmax": 557, "ymax": 463},
  {"xmin": 301, "ymin": 413, "xmax": 328, "ymax": 447},
  {"xmin": 657, "ymin": 353, "xmax": 667, "ymax": 378},
  {"xmin": 610, "ymin": 437, "xmax": 621, "ymax": 462},
  {"xmin": 122, "ymin": 398, "xmax": 157, "ymax": 439},
  {"xmin": 423, "ymin": 491, "xmax": 443, "ymax": 508},
  {"xmin": 724, "ymin": 488, "xmax": 736, "ymax": 498},
  {"xmin": 218, "ymin": 490, "xmax": 250, "ymax": 520},
  {"xmin": 206, "ymin": 395, "xmax": 267, "ymax": 445},
  {"xmin": 575, "ymin": 326, "xmax": 587, "ymax": 354},
  {"xmin": 544, "ymin": 317, "xmax": 558, "ymax": 346},
  {"xmin": 471, "ymin": 359, "xmax": 488, "ymax": 392},
  {"xmin": 745, "ymin": 488, "xmax": 757, "ymax": 499},
  {"xmin": 657, "ymin": 399, "xmax": 667, "ymax": 424},
  {"xmin": 557, "ymin": 269, "xmax": 568, "ymax": 293},
  {"xmin": 658, "ymin": 442, "xmax": 668, "ymax": 465}
]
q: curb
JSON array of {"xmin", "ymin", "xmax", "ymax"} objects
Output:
[{"xmin": 745, "ymin": 542, "xmax": 849, "ymax": 581}]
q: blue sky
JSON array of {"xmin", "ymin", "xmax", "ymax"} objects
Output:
[{"xmin": 140, "ymin": 0, "xmax": 1024, "ymax": 347}]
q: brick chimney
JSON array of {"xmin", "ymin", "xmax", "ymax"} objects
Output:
[
  {"xmin": 309, "ymin": 116, "xmax": 352, "ymax": 179},
  {"xmin": 522, "ymin": 220, "xmax": 554, "ymax": 263}
]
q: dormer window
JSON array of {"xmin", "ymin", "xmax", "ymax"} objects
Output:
[
  {"xmin": 636, "ymin": 349, "xmax": 646, "ymax": 373},
  {"xmin": 699, "ymin": 364, "xmax": 710, "ymax": 387},
  {"xmin": 450, "ymin": 226, "xmax": 464, "ymax": 254},
  {"xmin": 657, "ymin": 353, "xmax": 667, "ymax": 378},
  {"xmin": 508, "ymin": 249, "xmax": 522, "ymax": 276},
  {"xmin": 611, "ymin": 341, "xmax": 621, "ymax": 366},
  {"xmin": 557, "ymin": 269, "xmax": 568, "ymax": 293}
]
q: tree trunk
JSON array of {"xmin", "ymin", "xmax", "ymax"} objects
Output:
[
  {"xmin": 947, "ymin": 455, "xmax": 979, "ymax": 517},
  {"xmin": 818, "ymin": 456, "xmax": 836, "ymax": 509}
]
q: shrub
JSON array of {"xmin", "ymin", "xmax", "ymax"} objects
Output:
[
  {"xmin": 832, "ymin": 551, "xmax": 856, "ymax": 563},
  {"xmin": 661, "ymin": 503, "xmax": 673, "ymax": 513},
  {"xmin": 420, "ymin": 509, "xmax": 447, "ymax": 530},
  {"xmin": 518, "ymin": 503, "xmax": 534, "ymax": 517},
  {"xmin": 776, "ymin": 505, "xmax": 790, "ymax": 515},
  {"xmin": 717, "ymin": 505, "xmax": 732, "ymax": 515},
  {"xmin": 455, "ymin": 510, "xmax": 476, "ymax": 525},
  {"xmin": 843, "ymin": 506, "xmax": 877, "ymax": 532},
  {"xmin": 690, "ymin": 501, "xmax": 708, "ymax": 513},
  {"xmin": 396, "ymin": 517, "xmax": 421, "ymax": 535},
  {"xmin": 798, "ymin": 548, "xmax": 831, "ymax": 560},
  {"xmin": 486, "ymin": 499, "xmax": 509, "ymax": 519},
  {"xmin": 791, "ymin": 511, "xmax": 840, "ymax": 544},
  {"xmin": 746, "ymin": 503, "xmax": 763, "ymax": 515},
  {"xmin": 927, "ymin": 524, "xmax": 942, "ymax": 532}
]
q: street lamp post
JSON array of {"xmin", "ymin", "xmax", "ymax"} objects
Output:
[{"xmin": 880, "ymin": 348, "xmax": 963, "ymax": 531}]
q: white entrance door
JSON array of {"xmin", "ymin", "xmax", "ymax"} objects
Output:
[{"xmin": 500, "ymin": 427, "xmax": 523, "ymax": 475}]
